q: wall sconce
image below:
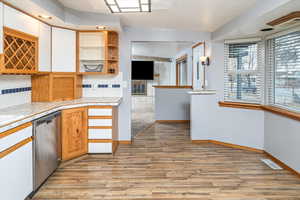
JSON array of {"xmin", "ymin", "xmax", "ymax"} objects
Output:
[{"xmin": 200, "ymin": 56, "xmax": 210, "ymax": 66}]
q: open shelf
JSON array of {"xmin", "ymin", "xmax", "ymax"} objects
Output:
[{"xmin": 77, "ymin": 31, "xmax": 119, "ymax": 75}]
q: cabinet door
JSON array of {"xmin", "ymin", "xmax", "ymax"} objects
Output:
[
  {"xmin": 62, "ymin": 107, "xmax": 87, "ymax": 160},
  {"xmin": 4, "ymin": 5, "xmax": 39, "ymax": 36},
  {"xmin": 0, "ymin": 2, "xmax": 3, "ymax": 54},
  {"xmin": 0, "ymin": 141, "xmax": 33, "ymax": 200},
  {"xmin": 0, "ymin": 123, "xmax": 33, "ymax": 200},
  {"xmin": 39, "ymin": 23, "xmax": 51, "ymax": 72},
  {"xmin": 52, "ymin": 27, "xmax": 76, "ymax": 72}
]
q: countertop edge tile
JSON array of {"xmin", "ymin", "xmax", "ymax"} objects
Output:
[{"xmin": 0, "ymin": 97, "xmax": 122, "ymax": 133}]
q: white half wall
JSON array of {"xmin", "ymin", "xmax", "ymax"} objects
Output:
[
  {"xmin": 155, "ymin": 88, "xmax": 192, "ymax": 121},
  {"xmin": 190, "ymin": 94, "xmax": 265, "ymax": 150},
  {"xmin": 265, "ymin": 112, "xmax": 300, "ymax": 173}
]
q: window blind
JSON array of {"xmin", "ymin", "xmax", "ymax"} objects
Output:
[
  {"xmin": 266, "ymin": 31, "xmax": 300, "ymax": 112},
  {"xmin": 224, "ymin": 42, "xmax": 264, "ymax": 103}
]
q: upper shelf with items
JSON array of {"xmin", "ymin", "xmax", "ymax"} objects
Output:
[{"xmin": 77, "ymin": 30, "xmax": 119, "ymax": 75}]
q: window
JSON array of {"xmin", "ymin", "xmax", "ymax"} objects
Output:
[
  {"xmin": 224, "ymin": 42, "xmax": 264, "ymax": 103},
  {"xmin": 176, "ymin": 55, "xmax": 188, "ymax": 86},
  {"xmin": 267, "ymin": 31, "xmax": 300, "ymax": 111}
]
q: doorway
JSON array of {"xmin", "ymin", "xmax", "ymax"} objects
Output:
[{"xmin": 130, "ymin": 41, "xmax": 194, "ymax": 138}]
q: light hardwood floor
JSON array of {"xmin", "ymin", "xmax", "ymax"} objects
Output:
[{"xmin": 33, "ymin": 123, "xmax": 300, "ymax": 200}]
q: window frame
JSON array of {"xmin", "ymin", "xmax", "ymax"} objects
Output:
[
  {"xmin": 176, "ymin": 54, "xmax": 188, "ymax": 86},
  {"xmin": 266, "ymin": 30, "xmax": 300, "ymax": 113},
  {"xmin": 223, "ymin": 41, "xmax": 264, "ymax": 104}
]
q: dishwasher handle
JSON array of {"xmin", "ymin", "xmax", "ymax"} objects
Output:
[{"xmin": 34, "ymin": 112, "xmax": 61, "ymax": 127}]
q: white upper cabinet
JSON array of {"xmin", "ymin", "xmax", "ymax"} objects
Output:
[
  {"xmin": 3, "ymin": 5, "xmax": 39, "ymax": 36},
  {"xmin": 39, "ymin": 23, "xmax": 51, "ymax": 72},
  {"xmin": 0, "ymin": 2, "xmax": 3, "ymax": 53},
  {"xmin": 52, "ymin": 27, "xmax": 76, "ymax": 72}
]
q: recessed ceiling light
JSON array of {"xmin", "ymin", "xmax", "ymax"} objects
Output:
[
  {"xmin": 38, "ymin": 15, "xmax": 52, "ymax": 20},
  {"xmin": 96, "ymin": 26, "xmax": 107, "ymax": 30},
  {"xmin": 104, "ymin": 0, "xmax": 151, "ymax": 13}
]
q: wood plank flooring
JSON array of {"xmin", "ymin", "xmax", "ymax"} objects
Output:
[{"xmin": 33, "ymin": 123, "xmax": 300, "ymax": 200}]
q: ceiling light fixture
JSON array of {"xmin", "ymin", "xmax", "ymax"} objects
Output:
[
  {"xmin": 38, "ymin": 15, "xmax": 52, "ymax": 20},
  {"xmin": 104, "ymin": 0, "xmax": 151, "ymax": 13}
]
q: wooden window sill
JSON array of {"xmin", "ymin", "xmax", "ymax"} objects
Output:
[
  {"xmin": 262, "ymin": 105, "xmax": 300, "ymax": 122},
  {"xmin": 219, "ymin": 102, "xmax": 300, "ymax": 121},
  {"xmin": 218, "ymin": 101, "xmax": 263, "ymax": 110}
]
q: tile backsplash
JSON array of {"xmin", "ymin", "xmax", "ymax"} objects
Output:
[
  {"xmin": 82, "ymin": 73, "xmax": 123, "ymax": 97},
  {"xmin": 0, "ymin": 75, "xmax": 31, "ymax": 109},
  {"xmin": 0, "ymin": 73, "xmax": 124, "ymax": 109}
]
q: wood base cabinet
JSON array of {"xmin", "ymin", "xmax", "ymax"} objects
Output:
[
  {"xmin": 32, "ymin": 73, "xmax": 82, "ymax": 102},
  {"xmin": 61, "ymin": 107, "xmax": 87, "ymax": 161},
  {"xmin": 88, "ymin": 106, "xmax": 119, "ymax": 153}
]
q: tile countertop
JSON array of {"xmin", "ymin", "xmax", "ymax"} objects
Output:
[{"xmin": 0, "ymin": 97, "xmax": 122, "ymax": 133}]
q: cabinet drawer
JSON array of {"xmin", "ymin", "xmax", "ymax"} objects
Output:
[
  {"xmin": 88, "ymin": 143, "xmax": 112, "ymax": 153},
  {"xmin": 88, "ymin": 119, "xmax": 112, "ymax": 127},
  {"xmin": 88, "ymin": 108, "xmax": 112, "ymax": 116},
  {"xmin": 0, "ymin": 124, "xmax": 32, "ymax": 152},
  {"xmin": 0, "ymin": 141, "xmax": 33, "ymax": 200},
  {"xmin": 88, "ymin": 129, "xmax": 112, "ymax": 139}
]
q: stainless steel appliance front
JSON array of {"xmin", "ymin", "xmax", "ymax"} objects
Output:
[{"xmin": 33, "ymin": 111, "xmax": 61, "ymax": 191}]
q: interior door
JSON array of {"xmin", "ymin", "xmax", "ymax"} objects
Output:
[{"xmin": 61, "ymin": 107, "xmax": 87, "ymax": 160}]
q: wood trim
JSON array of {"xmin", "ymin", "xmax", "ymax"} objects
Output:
[
  {"xmin": 210, "ymin": 140, "xmax": 264, "ymax": 153},
  {"xmin": 218, "ymin": 102, "xmax": 300, "ymax": 121},
  {"xmin": 118, "ymin": 140, "xmax": 132, "ymax": 145},
  {"xmin": 192, "ymin": 140, "xmax": 211, "ymax": 144},
  {"xmin": 193, "ymin": 140, "xmax": 300, "ymax": 177},
  {"xmin": 0, "ymin": 54, "xmax": 4, "ymax": 70},
  {"xmin": 264, "ymin": 151, "xmax": 300, "ymax": 178},
  {"xmin": 153, "ymin": 85, "xmax": 193, "ymax": 89},
  {"xmin": 267, "ymin": 11, "xmax": 300, "ymax": 26},
  {"xmin": 112, "ymin": 140, "xmax": 119, "ymax": 153},
  {"xmin": 88, "ymin": 139, "xmax": 112, "ymax": 143},
  {"xmin": 88, "ymin": 106, "xmax": 113, "ymax": 109},
  {"xmin": 0, "ymin": 137, "xmax": 32, "ymax": 158},
  {"xmin": 0, "ymin": 122, "xmax": 32, "ymax": 139},
  {"xmin": 88, "ymin": 126, "xmax": 113, "ymax": 129},
  {"xmin": 156, "ymin": 120, "xmax": 190, "ymax": 123},
  {"xmin": 4, "ymin": 26, "xmax": 38, "ymax": 41},
  {"xmin": 219, "ymin": 101, "xmax": 263, "ymax": 110},
  {"xmin": 176, "ymin": 54, "xmax": 188, "ymax": 62},
  {"xmin": 262, "ymin": 105, "xmax": 300, "ymax": 122},
  {"xmin": 192, "ymin": 140, "xmax": 264, "ymax": 153},
  {"xmin": 88, "ymin": 116, "xmax": 112, "ymax": 119},
  {"xmin": 192, "ymin": 42, "xmax": 204, "ymax": 49}
]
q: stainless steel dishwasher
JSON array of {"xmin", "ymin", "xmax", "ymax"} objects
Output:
[{"xmin": 33, "ymin": 111, "xmax": 61, "ymax": 191}]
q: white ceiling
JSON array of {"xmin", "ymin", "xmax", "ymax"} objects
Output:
[
  {"xmin": 57, "ymin": 0, "xmax": 258, "ymax": 32},
  {"xmin": 132, "ymin": 41, "xmax": 194, "ymax": 58}
]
